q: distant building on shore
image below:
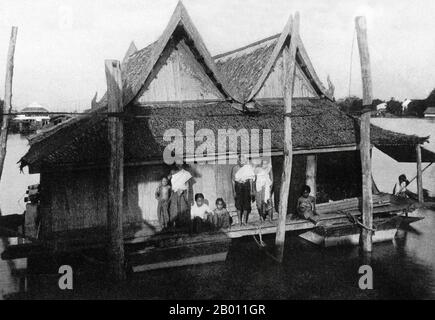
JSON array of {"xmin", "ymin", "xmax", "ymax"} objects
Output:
[
  {"xmin": 424, "ymin": 106, "xmax": 435, "ymax": 118},
  {"xmin": 12, "ymin": 102, "xmax": 50, "ymax": 134}
]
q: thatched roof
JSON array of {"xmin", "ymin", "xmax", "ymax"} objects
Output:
[
  {"xmin": 96, "ymin": 1, "xmax": 237, "ymax": 110},
  {"xmin": 121, "ymin": 1, "xmax": 236, "ymax": 104},
  {"xmin": 20, "ymin": 98, "xmax": 428, "ymax": 173},
  {"xmin": 214, "ymin": 15, "xmax": 331, "ymax": 102},
  {"xmin": 19, "ymin": 4, "xmax": 431, "ymax": 173},
  {"xmin": 214, "ymin": 35, "xmax": 279, "ymax": 101},
  {"xmin": 27, "ymin": 1, "xmax": 236, "ymax": 146}
]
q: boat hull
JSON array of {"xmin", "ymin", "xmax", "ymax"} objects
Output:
[{"xmin": 298, "ymin": 215, "xmax": 423, "ymax": 247}]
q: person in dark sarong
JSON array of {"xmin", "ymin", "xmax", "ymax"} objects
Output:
[
  {"xmin": 169, "ymin": 188, "xmax": 190, "ymax": 228},
  {"xmin": 155, "ymin": 177, "xmax": 171, "ymax": 229},
  {"xmin": 231, "ymin": 155, "xmax": 255, "ymax": 226},
  {"xmin": 168, "ymin": 168, "xmax": 192, "ymax": 228}
]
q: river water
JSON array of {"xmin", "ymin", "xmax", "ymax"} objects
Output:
[{"xmin": 0, "ymin": 118, "xmax": 434, "ymax": 299}]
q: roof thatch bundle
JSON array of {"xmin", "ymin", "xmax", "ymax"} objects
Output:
[{"xmin": 20, "ymin": 98, "xmax": 427, "ymax": 172}]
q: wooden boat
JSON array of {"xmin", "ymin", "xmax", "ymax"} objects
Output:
[{"xmin": 298, "ymin": 214, "xmax": 423, "ymax": 247}]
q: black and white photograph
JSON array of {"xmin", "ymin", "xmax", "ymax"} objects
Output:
[{"xmin": 0, "ymin": 0, "xmax": 435, "ymax": 305}]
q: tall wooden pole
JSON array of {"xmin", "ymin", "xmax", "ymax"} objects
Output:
[
  {"xmin": 416, "ymin": 144, "xmax": 423, "ymax": 203},
  {"xmin": 275, "ymin": 13, "xmax": 299, "ymax": 262},
  {"xmin": 105, "ymin": 60, "xmax": 126, "ymax": 281},
  {"xmin": 355, "ymin": 16, "xmax": 373, "ymax": 252},
  {"xmin": 0, "ymin": 27, "xmax": 18, "ymax": 181}
]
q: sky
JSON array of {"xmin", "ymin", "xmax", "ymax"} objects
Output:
[{"xmin": 0, "ymin": 0, "xmax": 434, "ymax": 111}]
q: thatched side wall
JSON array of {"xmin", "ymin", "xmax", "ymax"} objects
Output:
[{"xmin": 39, "ymin": 163, "xmax": 241, "ymax": 235}]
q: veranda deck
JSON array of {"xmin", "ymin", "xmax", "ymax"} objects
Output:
[{"xmin": 1, "ymin": 193, "xmax": 418, "ymax": 263}]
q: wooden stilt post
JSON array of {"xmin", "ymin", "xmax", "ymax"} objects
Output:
[
  {"xmin": 306, "ymin": 155, "xmax": 317, "ymax": 197},
  {"xmin": 355, "ymin": 16, "xmax": 373, "ymax": 252},
  {"xmin": 105, "ymin": 60, "xmax": 126, "ymax": 281},
  {"xmin": 0, "ymin": 27, "xmax": 18, "ymax": 181},
  {"xmin": 275, "ymin": 13, "xmax": 299, "ymax": 262},
  {"xmin": 416, "ymin": 144, "xmax": 423, "ymax": 203}
]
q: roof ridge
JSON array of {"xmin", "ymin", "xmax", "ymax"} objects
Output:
[{"xmin": 213, "ymin": 33, "xmax": 280, "ymax": 60}]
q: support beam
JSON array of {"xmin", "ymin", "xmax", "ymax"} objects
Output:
[
  {"xmin": 0, "ymin": 26, "xmax": 18, "ymax": 181},
  {"xmin": 105, "ymin": 59, "xmax": 126, "ymax": 281},
  {"xmin": 305, "ymin": 155, "xmax": 317, "ymax": 197},
  {"xmin": 275, "ymin": 13, "xmax": 299, "ymax": 263},
  {"xmin": 416, "ymin": 144, "xmax": 423, "ymax": 203},
  {"xmin": 355, "ymin": 16, "xmax": 373, "ymax": 253}
]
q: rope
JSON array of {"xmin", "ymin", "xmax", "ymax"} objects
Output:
[
  {"xmin": 251, "ymin": 221, "xmax": 283, "ymax": 263},
  {"xmin": 1, "ymin": 111, "xmax": 333, "ymax": 119},
  {"xmin": 341, "ymin": 210, "xmax": 377, "ymax": 232},
  {"xmin": 252, "ymin": 223, "xmax": 266, "ymax": 247}
]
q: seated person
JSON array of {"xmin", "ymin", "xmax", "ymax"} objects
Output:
[
  {"xmin": 211, "ymin": 198, "xmax": 232, "ymax": 229},
  {"xmin": 190, "ymin": 193, "xmax": 213, "ymax": 233},
  {"xmin": 393, "ymin": 174, "xmax": 410, "ymax": 198},
  {"xmin": 297, "ymin": 185, "xmax": 319, "ymax": 225}
]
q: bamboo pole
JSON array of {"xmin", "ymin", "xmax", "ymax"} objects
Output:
[
  {"xmin": 105, "ymin": 59, "xmax": 126, "ymax": 281},
  {"xmin": 355, "ymin": 16, "xmax": 373, "ymax": 252},
  {"xmin": 0, "ymin": 27, "xmax": 18, "ymax": 181},
  {"xmin": 275, "ymin": 13, "xmax": 299, "ymax": 262},
  {"xmin": 416, "ymin": 144, "xmax": 423, "ymax": 203}
]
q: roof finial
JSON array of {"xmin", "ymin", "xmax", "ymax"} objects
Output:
[
  {"xmin": 327, "ymin": 75, "xmax": 335, "ymax": 98},
  {"xmin": 91, "ymin": 91, "xmax": 98, "ymax": 109},
  {"xmin": 122, "ymin": 41, "xmax": 138, "ymax": 65},
  {"xmin": 175, "ymin": 0, "xmax": 188, "ymax": 19}
]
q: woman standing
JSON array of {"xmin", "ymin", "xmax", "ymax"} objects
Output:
[
  {"xmin": 168, "ymin": 167, "xmax": 192, "ymax": 228},
  {"xmin": 231, "ymin": 154, "xmax": 255, "ymax": 226},
  {"xmin": 254, "ymin": 158, "xmax": 274, "ymax": 222}
]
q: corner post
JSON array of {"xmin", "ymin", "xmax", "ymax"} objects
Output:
[
  {"xmin": 275, "ymin": 13, "xmax": 299, "ymax": 262},
  {"xmin": 105, "ymin": 59, "xmax": 126, "ymax": 281},
  {"xmin": 416, "ymin": 144, "xmax": 423, "ymax": 203},
  {"xmin": 355, "ymin": 16, "xmax": 373, "ymax": 253},
  {"xmin": 0, "ymin": 26, "xmax": 18, "ymax": 181}
]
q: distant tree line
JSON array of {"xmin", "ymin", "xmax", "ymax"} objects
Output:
[
  {"xmin": 337, "ymin": 96, "xmax": 388, "ymax": 114},
  {"xmin": 337, "ymin": 89, "xmax": 435, "ymax": 117}
]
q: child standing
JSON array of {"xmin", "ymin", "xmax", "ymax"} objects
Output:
[
  {"xmin": 212, "ymin": 198, "xmax": 232, "ymax": 229},
  {"xmin": 155, "ymin": 177, "xmax": 171, "ymax": 229}
]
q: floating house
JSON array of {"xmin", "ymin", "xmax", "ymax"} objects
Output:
[{"xmin": 3, "ymin": 3, "xmax": 435, "ymax": 270}]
